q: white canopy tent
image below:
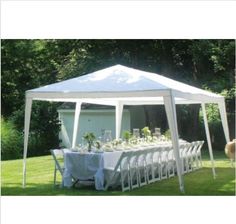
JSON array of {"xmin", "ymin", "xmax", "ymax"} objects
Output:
[{"xmin": 23, "ymin": 64, "xmax": 230, "ymax": 192}]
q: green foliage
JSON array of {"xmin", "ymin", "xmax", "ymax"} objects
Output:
[
  {"xmin": 1, "ymin": 39, "xmax": 235, "ymax": 156},
  {"xmin": 9, "ymin": 101, "xmax": 60, "ymax": 157},
  {"xmin": 1, "ymin": 117, "xmax": 23, "ymax": 160},
  {"xmin": 83, "ymin": 132, "xmax": 96, "ymax": 149},
  {"xmin": 141, "ymin": 126, "xmax": 151, "ymax": 138},
  {"xmin": 199, "ymin": 103, "xmax": 225, "ymax": 150},
  {"xmin": 122, "ymin": 130, "xmax": 132, "ymax": 142},
  {"xmin": 164, "ymin": 129, "xmax": 171, "ymax": 140}
]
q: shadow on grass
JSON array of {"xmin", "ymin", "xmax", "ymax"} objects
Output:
[{"xmin": 1, "ymin": 167, "xmax": 235, "ymax": 196}]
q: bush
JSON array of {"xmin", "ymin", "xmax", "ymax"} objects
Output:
[
  {"xmin": 10, "ymin": 101, "xmax": 61, "ymax": 157},
  {"xmin": 199, "ymin": 104, "xmax": 226, "ymax": 151},
  {"xmin": 1, "ymin": 117, "xmax": 23, "ymax": 160}
]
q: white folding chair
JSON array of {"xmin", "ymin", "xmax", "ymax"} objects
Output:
[
  {"xmin": 190, "ymin": 141, "xmax": 199, "ymax": 170},
  {"xmin": 104, "ymin": 151, "xmax": 133, "ymax": 192},
  {"xmin": 185, "ymin": 143, "xmax": 194, "ymax": 173},
  {"xmin": 152, "ymin": 147, "xmax": 162, "ymax": 182},
  {"xmin": 50, "ymin": 149, "xmax": 65, "ymax": 186},
  {"xmin": 136, "ymin": 148, "xmax": 148, "ymax": 187},
  {"xmin": 160, "ymin": 146, "xmax": 169, "ymax": 179},
  {"xmin": 186, "ymin": 142, "xmax": 198, "ymax": 171},
  {"xmin": 195, "ymin": 141, "xmax": 204, "ymax": 169},
  {"xmin": 180, "ymin": 143, "xmax": 191, "ymax": 174},
  {"xmin": 144, "ymin": 147, "xmax": 156, "ymax": 184},
  {"xmin": 129, "ymin": 150, "xmax": 140, "ymax": 190},
  {"xmin": 167, "ymin": 147, "xmax": 175, "ymax": 178}
]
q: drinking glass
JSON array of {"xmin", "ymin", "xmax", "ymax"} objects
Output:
[
  {"xmin": 133, "ymin": 128, "xmax": 140, "ymax": 138},
  {"xmin": 154, "ymin": 127, "xmax": 161, "ymax": 138},
  {"xmin": 103, "ymin": 130, "xmax": 112, "ymax": 143}
]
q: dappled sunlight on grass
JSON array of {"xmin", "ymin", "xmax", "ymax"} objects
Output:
[{"xmin": 217, "ymin": 179, "xmax": 235, "ymax": 192}]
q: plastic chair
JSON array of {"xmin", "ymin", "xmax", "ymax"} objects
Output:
[
  {"xmin": 167, "ymin": 147, "xmax": 175, "ymax": 178},
  {"xmin": 144, "ymin": 147, "xmax": 156, "ymax": 184},
  {"xmin": 104, "ymin": 151, "xmax": 133, "ymax": 192},
  {"xmin": 180, "ymin": 143, "xmax": 192, "ymax": 174},
  {"xmin": 185, "ymin": 143, "xmax": 194, "ymax": 173},
  {"xmin": 136, "ymin": 148, "xmax": 148, "ymax": 187},
  {"xmin": 50, "ymin": 149, "xmax": 65, "ymax": 186},
  {"xmin": 195, "ymin": 141, "xmax": 204, "ymax": 169},
  {"xmin": 152, "ymin": 147, "xmax": 162, "ymax": 182},
  {"xmin": 160, "ymin": 146, "xmax": 169, "ymax": 179},
  {"xmin": 129, "ymin": 150, "xmax": 140, "ymax": 190}
]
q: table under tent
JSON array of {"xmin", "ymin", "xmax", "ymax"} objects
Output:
[{"xmin": 23, "ymin": 64, "xmax": 230, "ymax": 192}]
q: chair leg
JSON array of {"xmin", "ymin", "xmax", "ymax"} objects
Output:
[
  {"xmin": 161, "ymin": 162, "xmax": 168, "ymax": 179},
  {"xmin": 195, "ymin": 154, "xmax": 200, "ymax": 169},
  {"xmin": 199, "ymin": 153, "xmax": 202, "ymax": 168},
  {"xmin": 168, "ymin": 161, "xmax": 175, "ymax": 178},
  {"xmin": 121, "ymin": 170, "xmax": 130, "ymax": 192},
  {"xmin": 54, "ymin": 168, "xmax": 57, "ymax": 186},
  {"xmin": 138, "ymin": 166, "xmax": 147, "ymax": 187},
  {"xmin": 130, "ymin": 167, "xmax": 139, "ymax": 190},
  {"xmin": 147, "ymin": 165, "xmax": 155, "ymax": 184}
]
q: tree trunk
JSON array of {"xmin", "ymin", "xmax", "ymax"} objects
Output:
[{"xmin": 189, "ymin": 105, "xmax": 201, "ymax": 141}]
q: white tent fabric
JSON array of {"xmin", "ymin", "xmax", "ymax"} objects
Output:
[{"xmin": 23, "ymin": 64, "xmax": 230, "ymax": 192}]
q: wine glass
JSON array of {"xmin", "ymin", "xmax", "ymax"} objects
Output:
[
  {"xmin": 133, "ymin": 128, "xmax": 140, "ymax": 138},
  {"xmin": 104, "ymin": 130, "xmax": 112, "ymax": 143}
]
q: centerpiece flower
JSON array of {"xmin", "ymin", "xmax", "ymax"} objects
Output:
[
  {"xmin": 122, "ymin": 130, "xmax": 132, "ymax": 144},
  {"xmin": 83, "ymin": 132, "xmax": 96, "ymax": 152},
  {"xmin": 141, "ymin": 126, "xmax": 151, "ymax": 141}
]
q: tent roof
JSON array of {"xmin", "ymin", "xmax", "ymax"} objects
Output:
[{"xmin": 27, "ymin": 64, "xmax": 223, "ymax": 105}]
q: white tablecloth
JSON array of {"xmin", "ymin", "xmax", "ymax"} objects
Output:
[
  {"xmin": 63, "ymin": 141, "xmax": 187, "ymax": 190},
  {"xmin": 63, "ymin": 151, "xmax": 122, "ymax": 190}
]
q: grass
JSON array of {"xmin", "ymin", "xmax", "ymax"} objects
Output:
[{"xmin": 1, "ymin": 150, "xmax": 235, "ymax": 196}]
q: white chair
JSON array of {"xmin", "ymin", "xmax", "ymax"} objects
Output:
[
  {"xmin": 195, "ymin": 141, "xmax": 204, "ymax": 169},
  {"xmin": 152, "ymin": 147, "xmax": 162, "ymax": 182},
  {"xmin": 160, "ymin": 146, "xmax": 169, "ymax": 179},
  {"xmin": 129, "ymin": 150, "xmax": 140, "ymax": 190},
  {"xmin": 104, "ymin": 151, "xmax": 133, "ymax": 192},
  {"xmin": 50, "ymin": 149, "xmax": 65, "ymax": 186},
  {"xmin": 136, "ymin": 148, "xmax": 148, "ymax": 187},
  {"xmin": 185, "ymin": 143, "xmax": 194, "ymax": 173},
  {"xmin": 180, "ymin": 143, "xmax": 191, "ymax": 174},
  {"xmin": 190, "ymin": 142, "xmax": 199, "ymax": 170},
  {"xmin": 144, "ymin": 147, "xmax": 156, "ymax": 184},
  {"xmin": 188, "ymin": 141, "xmax": 204, "ymax": 171},
  {"xmin": 186, "ymin": 142, "xmax": 198, "ymax": 171},
  {"xmin": 167, "ymin": 147, "xmax": 175, "ymax": 178}
]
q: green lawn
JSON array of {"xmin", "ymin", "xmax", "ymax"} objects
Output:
[{"xmin": 1, "ymin": 150, "xmax": 235, "ymax": 196}]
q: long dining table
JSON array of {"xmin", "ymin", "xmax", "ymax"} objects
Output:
[{"xmin": 62, "ymin": 141, "xmax": 185, "ymax": 190}]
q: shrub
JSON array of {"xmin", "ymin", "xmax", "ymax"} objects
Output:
[
  {"xmin": 9, "ymin": 101, "xmax": 61, "ymax": 157},
  {"xmin": 1, "ymin": 117, "xmax": 23, "ymax": 160},
  {"xmin": 199, "ymin": 104, "xmax": 225, "ymax": 151}
]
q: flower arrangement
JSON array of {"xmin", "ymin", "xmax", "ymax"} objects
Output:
[
  {"xmin": 164, "ymin": 129, "xmax": 171, "ymax": 140},
  {"xmin": 83, "ymin": 132, "xmax": 96, "ymax": 152},
  {"xmin": 142, "ymin": 126, "xmax": 151, "ymax": 139},
  {"xmin": 94, "ymin": 140, "xmax": 102, "ymax": 149},
  {"xmin": 122, "ymin": 130, "xmax": 132, "ymax": 143}
]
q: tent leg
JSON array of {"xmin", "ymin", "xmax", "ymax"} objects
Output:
[
  {"xmin": 72, "ymin": 102, "xmax": 82, "ymax": 148},
  {"xmin": 218, "ymin": 100, "xmax": 230, "ymax": 143},
  {"xmin": 115, "ymin": 102, "xmax": 123, "ymax": 139},
  {"xmin": 164, "ymin": 95, "xmax": 185, "ymax": 193},
  {"xmin": 23, "ymin": 97, "xmax": 32, "ymax": 188},
  {"xmin": 201, "ymin": 103, "xmax": 216, "ymax": 179}
]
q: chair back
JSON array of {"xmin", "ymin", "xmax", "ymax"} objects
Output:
[
  {"xmin": 50, "ymin": 149, "xmax": 64, "ymax": 176},
  {"xmin": 196, "ymin": 141, "xmax": 204, "ymax": 153},
  {"xmin": 104, "ymin": 151, "xmax": 133, "ymax": 190}
]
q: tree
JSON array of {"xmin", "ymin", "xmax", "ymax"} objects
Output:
[{"xmin": 1, "ymin": 39, "xmax": 235, "ymax": 158}]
